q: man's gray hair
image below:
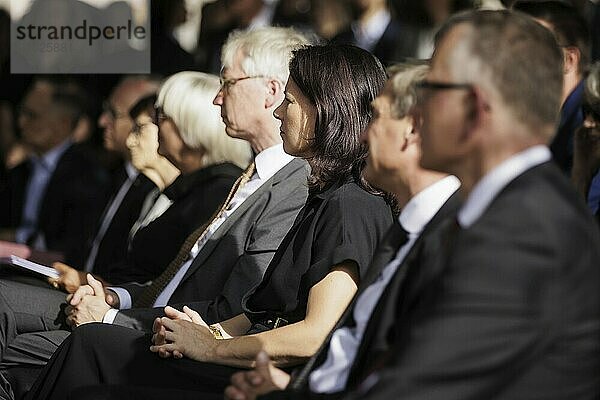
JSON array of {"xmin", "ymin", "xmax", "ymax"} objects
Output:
[
  {"xmin": 221, "ymin": 27, "xmax": 310, "ymax": 83},
  {"xmin": 387, "ymin": 63, "xmax": 429, "ymax": 119}
]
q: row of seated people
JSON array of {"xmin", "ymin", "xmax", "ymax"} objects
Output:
[
  {"xmin": 0, "ymin": 70, "xmax": 253, "ymax": 284},
  {"xmin": 1, "ymin": 0, "xmax": 596, "ymax": 274},
  {"xmin": 0, "ymin": 28, "xmax": 389, "ymax": 398},
  {"xmin": 0, "ymin": 6, "xmax": 599, "ymax": 400}
]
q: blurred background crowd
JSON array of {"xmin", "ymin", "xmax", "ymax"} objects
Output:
[
  {"xmin": 0, "ymin": 0, "xmax": 599, "ymax": 226},
  {"xmin": 0, "ymin": 0, "xmax": 599, "ymax": 179}
]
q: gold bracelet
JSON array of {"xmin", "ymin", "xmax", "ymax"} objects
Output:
[{"xmin": 208, "ymin": 324, "xmax": 224, "ymax": 339}]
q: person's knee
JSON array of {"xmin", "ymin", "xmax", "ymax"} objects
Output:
[{"xmin": 68, "ymin": 385, "xmax": 113, "ymax": 400}]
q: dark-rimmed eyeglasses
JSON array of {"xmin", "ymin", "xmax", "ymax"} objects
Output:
[
  {"xmin": 131, "ymin": 122, "xmax": 149, "ymax": 136},
  {"xmin": 219, "ymin": 75, "xmax": 268, "ymax": 92},
  {"xmin": 102, "ymin": 101, "xmax": 129, "ymax": 120},
  {"xmin": 416, "ymin": 80, "xmax": 474, "ymax": 103},
  {"xmin": 153, "ymin": 106, "xmax": 169, "ymax": 126}
]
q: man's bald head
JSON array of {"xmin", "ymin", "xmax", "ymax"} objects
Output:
[{"xmin": 99, "ymin": 76, "xmax": 161, "ymax": 157}]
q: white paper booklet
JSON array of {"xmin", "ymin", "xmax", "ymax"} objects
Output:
[{"xmin": 0, "ymin": 255, "xmax": 59, "ymax": 278}]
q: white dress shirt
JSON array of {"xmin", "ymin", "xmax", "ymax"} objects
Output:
[
  {"xmin": 309, "ymin": 176, "xmax": 460, "ymax": 393},
  {"xmin": 103, "ymin": 144, "xmax": 295, "ymax": 323},
  {"xmin": 457, "ymin": 145, "xmax": 551, "ymax": 229},
  {"xmin": 127, "ymin": 189, "xmax": 174, "ymax": 247},
  {"xmin": 352, "ymin": 9, "xmax": 391, "ymax": 52}
]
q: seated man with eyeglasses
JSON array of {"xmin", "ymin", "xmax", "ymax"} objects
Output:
[
  {"xmin": 48, "ymin": 76, "xmax": 162, "ymax": 292},
  {"xmin": 0, "ymin": 27, "xmax": 310, "ymax": 400},
  {"xmin": 0, "ymin": 76, "xmax": 160, "ymax": 399},
  {"xmin": 0, "ymin": 76, "xmax": 112, "ymax": 268},
  {"xmin": 226, "ymin": 9, "xmax": 600, "ymax": 400}
]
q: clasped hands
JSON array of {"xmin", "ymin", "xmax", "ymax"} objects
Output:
[
  {"xmin": 65, "ymin": 279, "xmax": 288, "ymax": 400},
  {"xmin": 150, "ymin": 308, "xmax": 291, "ymax": 400},
  {"xmin": 63, "ymin": 276, "xmax": 219, "ymax": 362},
  {"xmin": 64, "ymin": 274, "xmax": 118, "ymax": 326},
  {"xmin": 149, "ymin": 305, "xmax": 218, "ymax": 362}
]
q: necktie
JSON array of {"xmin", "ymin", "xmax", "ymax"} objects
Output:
[
  {"xmin": 352, "ymin": 217, "xmax": 460, "ymax": 388},
  {"xmin": 133, "ymin": 162, "xmax": 256, "ymax": 308},
  {"xmin": 360, "ymin": 220, "xmax": 409, "ymax": 288}
]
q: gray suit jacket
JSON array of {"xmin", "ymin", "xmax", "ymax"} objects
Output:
[{"xmin": 113, "ymin": 159, "xmax": 309, "ymax": 331}]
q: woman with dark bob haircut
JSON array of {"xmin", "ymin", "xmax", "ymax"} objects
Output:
[{"xmin": 26, "ymin": 44, "xmax": 393, "ymax": 400}]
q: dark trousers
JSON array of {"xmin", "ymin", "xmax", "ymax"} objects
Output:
[
  {"xmin": 27, "ymin": 323, "xmax": 244, "ymax": 400},
  {"xmin": 0, "ymin": 277, "xmax": 71, "ymax": 399}
]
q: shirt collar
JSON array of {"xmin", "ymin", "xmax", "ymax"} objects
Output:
[
  {"xmin": 248, "ymin": 3, "xmax": 275, "ymax": 29},
  {"xmin": 458, "ymin": 145, "xmax": 551, "ymax": 228},
  {"xmin": 124, "ymin": 161, "xmax": 139, "ymax": 181},
  {"xmin": 254, "ymin": 143, "xmax": 295, "ymax": 181},
  {"xmin": 399, "ymin": 175, "xmax": 460, "ymax": 235},
  {"xmin": 352, "ymin": 9, "xmax": 391, "ymax": 51},
  {"xmin": 34, "ymin": 140, "xmax": 72, "ymax": 171}
]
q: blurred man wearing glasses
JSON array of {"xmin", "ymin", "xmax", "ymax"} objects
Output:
[
  {"xmin": 0, "ymin": 76, "xmax": 108, "ymax": 266},
  {"xmin": 0, "ymin": 76, "xmax": 158, "ymax": 399},
  {"xmin": 0, "ymin": 27, "xmax": 309, "ymax": 400},
  {"xmin": 52, "ymin": 76, "xmax": 160, "ymax": 291},
  {"xmin": 226, "ymin": 10, "xmax": 600, "ymax": 400}
]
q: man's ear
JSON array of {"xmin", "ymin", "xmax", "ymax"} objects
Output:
[
  {"xmin": 462, "ymin": 86, "xmax": 489, "ymax": 144},
  {"xmin": 563, "ymin": 46, "xmax": 581, "ymax": 76},
  {"xmin": 265, "ymin": 79, "xmax": 283, "ymax": 109},
  {"xmin": 404, "ymin": 117, "xmax": 418, "ymax": 143}
]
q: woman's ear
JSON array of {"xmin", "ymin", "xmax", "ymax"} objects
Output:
[{"xmin": 400, "ymin": 117, "xmax": 419, "ymax": 151}]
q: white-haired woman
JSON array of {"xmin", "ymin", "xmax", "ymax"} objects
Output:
[
  {"xmin": 52, "ymin": 72, "xmax": 252, "ymax": 288},
  {"xmin": 123, "ymin": 71, "xmax": 252, "ymax": 282}
]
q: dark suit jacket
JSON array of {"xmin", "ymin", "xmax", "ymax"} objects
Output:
[
  {"xmin": 551, "ymin": 81, "xmax": 584, "ymax": 173},
  {"xmin": 332, "ymin": 20, "xmax": 425, "ymax": 66},
  {"xmin": 272, "ymin": 192, "xmax": 461, "ymax": 400},
  {"xmin": 102, "ymin": 163, "xmax": 241, "ymax": 284},
  {"xmin": 0, "ymin": 143, "xmax": 110, "ymax": 265},
  {"xmin": 87, "ymin": 169, "xmax": 156, "ymax": 276},
  {"xmin": 341, "ymin": 162, "xmax": 600, "ymax": 400},
  {"xmin": 112, "ymin": 159, "xmax": 309, "ymax": 330},
  {"xmin": 265, "ymin": 162, "xmax": 600, "ymax": 400}
]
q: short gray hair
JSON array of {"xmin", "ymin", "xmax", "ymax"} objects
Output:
[
  {"xmin": 156, "ymin": 71, "xmax": 252, "ymax": 169},
  {"xmin": 387, "ymin": 63, "xmax": 429, "ymax": 119},
  {"xmin": 221, "ymin": 27, "xmax": 310, "ymax": 83},
  {"xmin": 436, "ymin": 10, "xmax": 564, "ymax": 140}
]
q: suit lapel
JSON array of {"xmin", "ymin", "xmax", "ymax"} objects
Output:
[
  {"xmin": 360, "ymin": 222, "xmax": 407, "ymax": 289},
  {"xmin": 346, "ymin": 193, "xmax": 460, "ymax": 386},
  {"xmin": 344, "ymin": 229, "xmax": 426, "ymax": 385},
  {"xmin": 180, "ymin": 159, "xmax": 305, "ymax": 283}
]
